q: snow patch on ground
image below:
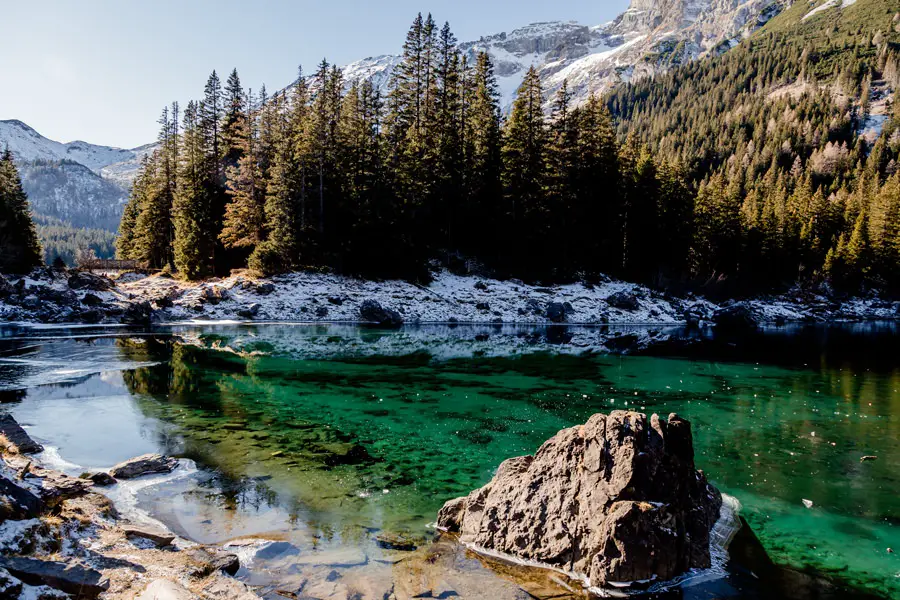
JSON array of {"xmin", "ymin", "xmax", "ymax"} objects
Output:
[{"xmin": 113, "ymin": 270, "xmax": 900, "ymax": 330}]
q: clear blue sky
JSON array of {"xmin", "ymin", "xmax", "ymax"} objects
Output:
[{"xmin": 0, "ymin": 1, "xmax": 630, "ymax": 149}]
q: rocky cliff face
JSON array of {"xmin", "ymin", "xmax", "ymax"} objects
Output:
[{"xmin": 437, "ymin": 411, "xmax": 723, "ymax": 589}]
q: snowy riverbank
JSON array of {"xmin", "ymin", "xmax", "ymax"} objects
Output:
[{"xmin": 2, "ymin": 268, "xmax": 899, "ymax": 330}]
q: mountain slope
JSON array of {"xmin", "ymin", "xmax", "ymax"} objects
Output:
[
  {"xmin": 328, "ymin": 0, "xmax": 793, "ymax": 111},
  {"xmin": 0, "ymin": 119, "xmax": 136, "ymax": 171},
  {"xmin": 17, "ymin": 160, "xmax": 128, "ymax": 231}
]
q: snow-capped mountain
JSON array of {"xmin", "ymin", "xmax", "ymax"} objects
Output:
[
  {"xmin": 335, "ymin": 0, "xmax": 793, "ymax": 110},
  {"xmin": 0, "ymin": 119, "xmax": 136, "ymax": 172},
  {"xmin": 0, "ymin": 120, "xmax": 147, "ymax": 231}
]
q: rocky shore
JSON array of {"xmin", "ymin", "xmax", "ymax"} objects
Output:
[
  {"xmin": 1, "ymin": 268, "xmax": 899, "ymax": 332},
  {"xmin": 0, "ymin": 415, "xmax": 260, "ymax": 599}
]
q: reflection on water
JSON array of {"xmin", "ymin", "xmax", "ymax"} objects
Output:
[{"xmin": 0, "ymin": 323, "xmax": 898, "ymax": 599}]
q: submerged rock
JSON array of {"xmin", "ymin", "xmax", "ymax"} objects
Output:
[
  {"xmin": 437, "ymin": 411, "xmax": 722, "ymax": 589},
  {"xmin": 109, "ymin": 453, "xmax": 178, "ymax": 479}
]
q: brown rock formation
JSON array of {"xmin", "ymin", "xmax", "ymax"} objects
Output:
[{"xmin": 437, "ymin": 411, "xmax": 722, "ymax": 588}]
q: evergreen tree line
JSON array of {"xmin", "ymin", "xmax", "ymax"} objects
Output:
[
  {"xmin": 0, "ymin": 148, "xmax": 43, "ymax": 273},
  {"xmin": 34, "ymin": 215, "xmax": 116, "ymax": 267},
  {"xmin": 607, "ymin": 1, "xmax": 900, "ymax": 293},
  {"xmin": 117, "ymin": 14, "xmax": 694, "ymax": 284}
]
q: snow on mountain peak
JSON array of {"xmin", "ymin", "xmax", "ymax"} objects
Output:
[
  {"xmin": 329, "ymin": 0, "xmax": 791, "ymax": 112},
  {"xmin": 0, "ymin": 119, "xmax": 138, "ymax": 173}
]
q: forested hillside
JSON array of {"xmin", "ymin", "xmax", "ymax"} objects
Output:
[
  {"xmin": 608, "ymin": 0, "xmax": 900, "ymax": 292},
  {"xmin": 118, "ymin": 2, "xmax": 900, "ymax": 295}
]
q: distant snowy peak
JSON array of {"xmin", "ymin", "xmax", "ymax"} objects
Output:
[
  {"xmin": 332, "ymin": 0, "xmax": 793, "ymax": 111},
  {"xmin": 0, "ymin": 119, "xmax": 136, "ymax": 172}
]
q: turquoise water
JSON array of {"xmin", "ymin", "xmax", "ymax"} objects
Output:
[{"xmin": 1, "ymin": 324, "xmax": 898, "ymax": 598}]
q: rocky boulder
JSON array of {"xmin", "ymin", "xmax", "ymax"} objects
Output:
[
  {"xmin": 0, "ymin": 475, "xmax": 43, "ymax": 520},
  {"xmin": 437, "ymin": 411, "xmax": 722, "ymax": 589},
  {"xmin": 137, "ymin": 579, "xmax": 197, "ymax": 600},
  {"xmin": 713, "ymin": 302, "xmax": 759, "ymax": 330},
  {"xmin": 0, "ymin": 415, "xmax": 45, "ymax": 454},
  {"xmin": 606, "ymin": 290, "xmax": 640, "ymax": 311},
  {"xmin": 123, "ymin": 300, "xmax": 154, "ymax": 324},
  {"xmin": 0, "ymin": 275, "xmax": 13, "ymax": 300},
  {"xmin": 109, "ymin": 454, "xmax": 178, "ymax": 479},
  {"xmin": 67, "ymin": 271, "xmax": 112, "ymax": 292},
  {"xmin": 0, "ymin": 556, "xmax": 109, "ymax": 597},
  {"xmin": 546, "ymin": 301, "xmax": 573, "ymax": 323},
  {"xmin": 359, "ymin": 299, "xmax": 403, "ymax": 328},
  {"xmin": 0, "ymin": 568, "xmax": 23, "ymax": 598},
  {"xmin": 123, "ymin": 525, "xmax": 176, "ymax": 547}
]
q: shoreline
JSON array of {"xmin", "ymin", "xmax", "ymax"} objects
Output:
[{"xmin": 2, "ymin": 268, "xmax": 899, "ymax": 331}]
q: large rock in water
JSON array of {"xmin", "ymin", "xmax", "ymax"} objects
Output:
[{"xmin": 437, "ymin": 411, "xmax": 722, "ymax": 588}]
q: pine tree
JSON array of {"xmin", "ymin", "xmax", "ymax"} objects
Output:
[
  {"xmin": 222, "ymin": 68, "xmax": 246, "ymax": 167},
  {"xmin": 199, "ymin": 70, "xmax": 228, "ymax": 272},
  {"xmin": 173, "ymin": 101, "xmax": 213, "ymax": 279},
  {"xmin": 254, "ymin": 89, "xmax": 301, "ymax": 275},
  {"xmin": 573, "ymin": 95, "xmax": 621, "ymax": 274},
  {"xmin": 433, "ymin": 21, "xmax": 463, "ymax": 250},
  {"xmin": 462, "ymin": 51, "xmax": 502, "ymax": 259},
  {"xmin": 222, "ymin": 89, "xmax": 266, "ymax": 251},
  {"xmin": 545, "ymin": 80, "xmax": 578, "ymax": 273},
  {"xmin": 501, "ymin": 66, "xmax": 547, "ymax": 274},
  {"xmin": 130, "ymin": 154, "xmax": 172, "ymax": 268},
  {"xmin": 115, "ymin": 169, "xmax": 143, "ymax": 260},
  {"xmin": 0, "ymin": 148, "xmax": 43, "ymax": 272}
]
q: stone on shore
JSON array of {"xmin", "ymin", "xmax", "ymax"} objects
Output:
[
  {"xmin": 200, "ymin": 572, "xmax": 261, "ymax": 599},
  {"xmin": 123, "ymin": 525, "xmax": 176, "ymax": 547},
  {"xmin": 713, "ymin": 302, "xmax": 759, "ymax": 330},
  {"xmin": 67, "ymin": 271, "xmax": 113, "ymax": 292},
  {"xmin": 186, "ymin": 547, "xmax": 241, "ymax": 577},
  {"xmin": 359, "ymin": 299, "xmax": 403, "ymax": 328},
  {"xmin": 83, "ymin": 471, "xmax": 117, "ymax": 486},
  {"xmin": 606, "ymin": 291, "xmax": 640, "ymax": 311},
  {"xmin": 109, "ymin": 453, "xmax": 178, "ymax": 479},
  {"xmin": 0, "ymin": 567, "xmax": 23, "ymax": 597},
  {"xmin": 0, "ymin": 415, "xmax": 45, "ymax": 454},
  {"xmin": 137, "ymin": 579, "xmax": 198, "ymax": 600},
  {"xmin": 436, "ymin": 411, "xmax": 722, "ymax": 588},
  {"xmin": 0, "ymin": 475, "xmax": 43, "ymax": 520},
  {"xmin": 4, "ymin": 456, "xmax": 92, "ymax": 507},
  {"xmin": 0, "ymin": 556, "xmax": 109, "ymax": 598}
]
